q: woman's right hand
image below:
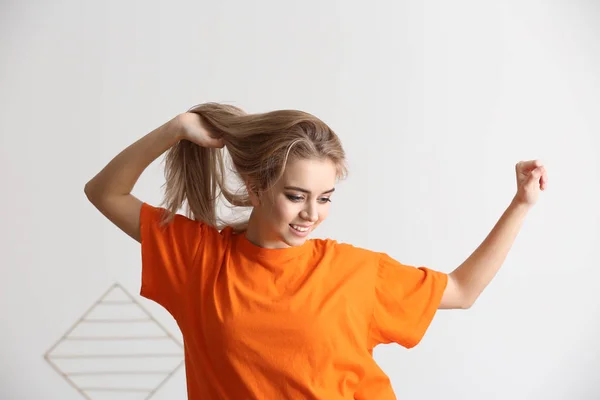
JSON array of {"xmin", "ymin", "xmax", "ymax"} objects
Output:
[{"xmin": 176, "ymin": 112, "xmax": 225, "ymax": 148}]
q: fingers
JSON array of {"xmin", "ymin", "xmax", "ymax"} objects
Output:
[
  {"xmin": 517, "ymin": 159, "xmax": 543, "ymax": 172},
  {"xmin": 534, "ymin": 164, "xmax": 547, "ymax": 190},
  {"xmin": 539, "ymin": 166, "xmax": 548, "ymax": 190},
  {"xmin": 529, "ymin": 164, "xmax": 548, "ymax": 190},
  {"xmin": 208, "ymin": 138, "xmax": 226, "ymax": 148}
]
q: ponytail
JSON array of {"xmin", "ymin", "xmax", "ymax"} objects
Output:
[{"xmin": 159, "ymin": 102, "xmax": 346, "ymax": 230}]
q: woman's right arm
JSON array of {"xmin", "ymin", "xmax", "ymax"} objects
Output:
[{"xmin": 84, "ymin": 116, "xmax": 184, "ymax": 243}]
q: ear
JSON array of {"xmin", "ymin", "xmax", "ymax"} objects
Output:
[
  {"xmin": 245, "ymin": 181, "xmax": 261, "ymax": 207},
  {"xmin": 248, "ymin": 190, "xmax": 260, "ymax": 207}
]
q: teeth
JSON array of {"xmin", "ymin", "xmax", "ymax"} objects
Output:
[{"xmin": 291, "ymin": 225, "xmax": 309, "ymax": 232}]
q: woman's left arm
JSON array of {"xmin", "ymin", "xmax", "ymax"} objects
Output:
[{"xmin": 439, "ymin": 160, "xmax": 548, "ymax": 309}]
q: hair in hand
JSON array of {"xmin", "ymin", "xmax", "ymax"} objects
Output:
[{"xmin": 161, "ymin": 102, "xmax": 347, "ymax": 230}]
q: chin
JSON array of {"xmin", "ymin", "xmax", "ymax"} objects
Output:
[
  {"xmin": 284, "ymin": 236, "xmax": 307, "ymax": 247},
  {"xmin": 281, "ymin": 225, "xmax": 315, "ymax": 247}
]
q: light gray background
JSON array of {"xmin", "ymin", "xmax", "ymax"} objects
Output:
[{"xmin": 2, "ymin": 0, "xmax": 598, "ymax": 399}]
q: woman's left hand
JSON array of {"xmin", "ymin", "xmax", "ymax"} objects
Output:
[{"xmin": 513, "ymin": 160, "xmax": 548, "ymax": 207}]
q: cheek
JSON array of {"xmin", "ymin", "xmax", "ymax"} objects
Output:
[
  {"xmin": 270, "ymin": 198, "xmax": 300, "ymax": 223},
  {"xmin": 318, "ymin": 206, "xmax": 330, "ymax": 222}
]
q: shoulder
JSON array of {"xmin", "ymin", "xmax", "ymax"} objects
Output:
[
  {"xmin": 310, "ymin": 237, "xmax": 380, "ymax": 264},
  {"xmin": 141, "ymin": 203, "xmax": 229, "ymax": 244}
]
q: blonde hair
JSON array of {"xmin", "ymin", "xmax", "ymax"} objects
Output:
[{"xmin": 160, "ymin": 102, "xmax": 347, "ymax": 229}]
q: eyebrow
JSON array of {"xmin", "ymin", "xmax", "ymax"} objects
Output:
[{"xmin": 284, "ymin": 186, "xmax": 336, "ymax": 195}]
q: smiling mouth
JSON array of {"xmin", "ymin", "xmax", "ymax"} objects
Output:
[{"xmin": 289, "ymin": 224, "xmax": 311, "ymax": 232}]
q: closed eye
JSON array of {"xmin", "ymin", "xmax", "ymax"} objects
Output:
[
  {"xmin": 286, "ymin": 194, "xmax": 332, "ymax": 204},
  {"xmin": 286, "ymin": 194, "xmax": 304, "ymax": 202}
]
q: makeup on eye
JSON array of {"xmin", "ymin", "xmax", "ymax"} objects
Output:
[
  {"xmin": 283, "ymin": 186, "xmax": 335, "ymax": 195},
  {"xmin": 285, "ymin": 194, "xmax": 332, "ymax": 203}
]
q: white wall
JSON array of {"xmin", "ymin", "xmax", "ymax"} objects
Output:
[{"xmin": 2, "ymin": 0, "xmax": 599, "ymax": 399}]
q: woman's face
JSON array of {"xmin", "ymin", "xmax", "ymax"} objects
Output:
[{"xmin": 247, "ymin": 158, "xmax": 338, "ymax": 249}]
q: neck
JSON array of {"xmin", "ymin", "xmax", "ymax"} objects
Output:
[{"xmin": 245, "ymin": 209, "xmax": 289, "ymax": 249}]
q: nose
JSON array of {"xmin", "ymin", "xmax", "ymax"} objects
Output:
[{"xmin": 300, "ymin": 202, "xmax": 319, "ymax": 223}]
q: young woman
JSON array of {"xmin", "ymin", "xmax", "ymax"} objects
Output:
[{"xmin": 84, "ymin": 102, "xmax": 547, "ymax": 399}]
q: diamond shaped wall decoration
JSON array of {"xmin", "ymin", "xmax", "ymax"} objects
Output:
[{"xmin": 44, "ymin": 283, "xmax": 184, "ymax": 399}]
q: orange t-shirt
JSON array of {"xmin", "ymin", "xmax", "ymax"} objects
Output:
[{"xmin": 139, "ymin": 203, "xmax": 448, "ymax": 399}]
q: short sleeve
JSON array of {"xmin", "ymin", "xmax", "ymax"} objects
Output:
[
  {"xmin": 139, "ymin": 202, "xmax": 205, "ymax": 315},
  {"xmin": 368, "ymin": 253, "xmax": 448, "ymax": 349}
]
